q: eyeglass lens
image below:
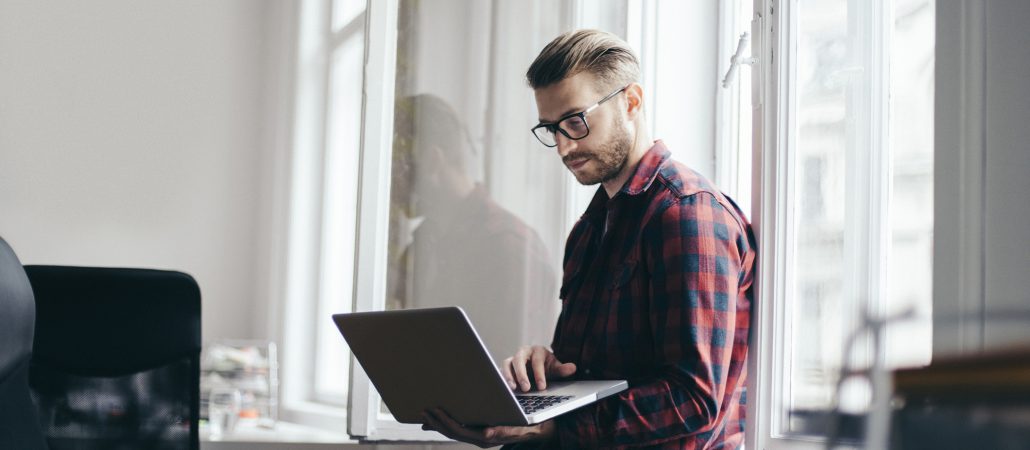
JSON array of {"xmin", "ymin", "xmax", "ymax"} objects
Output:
[{"xmin": 533, "ymin": 115, "xmax": 589, "ymax": 147}]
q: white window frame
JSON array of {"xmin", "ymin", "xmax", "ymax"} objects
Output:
[
  {"xmin": 748, "ymin": 0, "xmax": 932, "ymax": 448},
  {"xmin": 346, "ymin": 0, "xmax": 440, "ymax": 441},
  {"xmin": 715, "ymin": 0, "xmax": 754, "ymax": 212},
  {"xmin": 275, "ymin": 0, "xmax": 371, "ymax": 431},
  {"xmin": 749, "ymin": 1, "xmax": 848, "ymax": 448},
  {"xmin": 625, "ymin": 0, "xmax": 658, "ymax": 140},
  {"xmin": 278, "ymin": 0, "xmax": 337, "ymax": 429},
  {"xmin": 747, "ymin": 2, "xmax": 808, "ymax": 447}
]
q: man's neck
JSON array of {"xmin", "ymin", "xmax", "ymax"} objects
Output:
[{"xmin": 601, "ymin": 123, "xmax": 652, "ymax": 198}]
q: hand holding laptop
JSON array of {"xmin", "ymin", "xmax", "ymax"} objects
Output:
[
  {"xmin": 421, "ymin": 406, "xmax": 557, "ymax": 448},
  {"xmin": 420, "ymin": 344, "xmax": 577, "ymax": 447}
]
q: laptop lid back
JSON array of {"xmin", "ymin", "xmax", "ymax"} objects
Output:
[{"xmin": 333, "ymin": 307, "xmax": 527, "ymax": 426}]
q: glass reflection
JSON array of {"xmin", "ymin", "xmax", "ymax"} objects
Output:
[{"xmin": 387, "ymin": 94, "xmax": 558, "ymax": 361}]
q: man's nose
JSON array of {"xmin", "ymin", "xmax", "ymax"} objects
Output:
[{"xmin": 555, "ymin": 133, "xmax": 577, "ymax": 157}]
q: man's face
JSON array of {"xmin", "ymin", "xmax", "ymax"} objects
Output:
[{"xmin": 534, "ymin": 72, "xmax": 633, "ymax": 186}]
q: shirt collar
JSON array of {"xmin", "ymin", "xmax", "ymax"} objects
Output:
[
  {"xmin": 582, "ymin": 140, "xmax": 671, "ymax": 221},
  {"xmin": 620, "ymin": 140, "xmax": 670, "ymax": 196}
]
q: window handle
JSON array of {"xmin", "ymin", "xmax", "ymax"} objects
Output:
[{"xmin": 721, "ymin": 32, "xmax": 758, "ymax": 89}]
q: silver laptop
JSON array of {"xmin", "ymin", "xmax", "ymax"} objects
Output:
[{"xmin": 332, "ymin": 306, "xmax": 627, "ymax": 426}]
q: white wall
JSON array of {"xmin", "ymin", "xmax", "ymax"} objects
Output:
[
  {"xmin": 934, "ymin": 0, "xmax": 1030, "ymax": 355},
  {"xmin": 982, "ymin": 0, "xmax": 1030, "ymax": 348},
  {"xmin": 0, "ymin": 0, "xmax": 279, "ymax": 342}
]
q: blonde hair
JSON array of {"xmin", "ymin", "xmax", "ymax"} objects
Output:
[{"xmin": 526, "ymin": 29, "xmax": 640, "ymax": 92}]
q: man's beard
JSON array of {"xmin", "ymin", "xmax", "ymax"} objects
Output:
[{"xmin": 565, "ymin": 115, "xmax": 634, "ymax": 186}]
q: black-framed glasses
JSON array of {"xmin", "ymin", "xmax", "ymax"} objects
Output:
[{"xmin": 530, "ymin": 85, "xmax": 628, "ymax": 148}]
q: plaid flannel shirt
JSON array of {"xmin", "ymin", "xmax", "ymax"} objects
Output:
[{"xmin": 550, "ymin": 141, "xmax": 755, "ymax": 449}]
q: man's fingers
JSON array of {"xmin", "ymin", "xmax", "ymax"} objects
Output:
[
  {"xmin": 553, "ymin": 361, "xmax": 577, "ymax": 378},
  {"xmin": 500, "ymin": 357, "xmax": 516, "ymax": 390},
  {"xmin": 482, "ymin": 427, "xmax": 498, "ymax": 441},
  {"xmin": 424, "ymin": 408, "xmax": 491, "ymax": 447},
  {"xmin": 420, "ymin": 411, "xmax": 448, "ymax": 437},
  {"xmin": 423, "ymin": 409, "xmax": 468, "ymax": 441},
  {"xmin": 512, "ymin": 347, "xmax": 532, "ymax": 392},
  {"xmin": 530, "ymin": 348, "xmax": 549, "ymax": 390},
  {"xmin": 429, "ymin": 408, "xmax": 463, "ymax": 430},
  {"xmin": 543, "ymin": 350, "xmax": 577, "ymax": 379}
]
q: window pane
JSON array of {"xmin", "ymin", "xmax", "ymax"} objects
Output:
[
  {"xmin": 733, "ymin": 0, "xmax": 754, "ymax": 214},
  {"xmin": 313, "ymin": 7, "xmax": 365, "ymax": 402},
  {"xmin": 884, "ymin": 0, "xmax": 934, "ymax": 369},
  {"xmin": 786, "ymin": 0, "xmax": 934, "ymax": 434},
  {"xmin": 385, "ymin": 0, "xmax": 564, "ymax": 372},
  {"xmin": 791, "ymin": 0, "xmax": 853, "ymax": 421}
]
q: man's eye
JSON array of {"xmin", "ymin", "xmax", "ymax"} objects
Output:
[{"xmin": 564, "ymin": 117, "xmax": 587, "ymax": 132}]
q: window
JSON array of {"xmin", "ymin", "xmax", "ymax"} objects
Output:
[
  {"xmin": 749, "ymin": 0, "xmax": 934, "ymax": 447},
  {"xmin": 716, "ymin": 0, "xmax": 755, "ymax": 216},
  {"xmin": 337, "ymin": 0, "xmax": 759, "ymax": 441},
  {"xmin": 277, "ymin": 0, "xmax": 758, "ymax": 439},
  {"xmin": 278, "ymin": 0, "xmax": 640, "ymax": 437},
  {"xmin": 277, "ymin": 1, "xmax": 936, "ymax": 447},
  {"xmin": 345, "ymin": 0, "xmax": 630, "ymax": 441},
  {"xmin": 278, "ymin": 0, "xmax": 365, "ymax": 428}
]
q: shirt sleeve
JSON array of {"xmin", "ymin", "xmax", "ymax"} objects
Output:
[{"xmin": 554, "ymin": 192, "xmax": 747, "ymax": 448}]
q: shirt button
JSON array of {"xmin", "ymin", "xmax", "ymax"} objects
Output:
[{"xmin": 583, "ymin": 369, "xmax": 592, "ymax": 376}]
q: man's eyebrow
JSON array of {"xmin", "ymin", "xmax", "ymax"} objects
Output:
[{"xmin": 538, "ymin": 106, "xmax": 585, "ymax": 124}]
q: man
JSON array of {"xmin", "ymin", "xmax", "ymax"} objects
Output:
[{"xmin": 423, "ymin": 30, "xmax": 756, "ymax": 449}]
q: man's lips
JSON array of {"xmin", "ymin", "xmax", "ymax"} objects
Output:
[{"xmin": 565, "ymin": 157, "xmax": 589, "ymax": 170}]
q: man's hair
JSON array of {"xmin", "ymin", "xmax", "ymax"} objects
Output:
[{"xmin": 526, "ymin": 29, "xmax": 640, "ymax": 92}]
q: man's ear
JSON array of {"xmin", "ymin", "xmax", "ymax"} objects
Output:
[{"xmin": 624, "ymin": 83, "xmax": 645, "ymax": 120}]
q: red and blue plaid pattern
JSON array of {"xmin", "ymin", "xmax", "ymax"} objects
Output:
[{"xmin": 551, "ymin": 141, "xmax": 755, "ymax": 449}]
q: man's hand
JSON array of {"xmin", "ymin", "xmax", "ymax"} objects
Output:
[
  {"xmin": 421, "ymin": 408, "xmax": 555, "ymax": 448},
  {"xmin": 501, "ymin": 345, "xmax": 577, "ymax": 392}
]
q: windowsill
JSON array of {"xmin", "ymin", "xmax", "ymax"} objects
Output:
[
  {"xmin": 279, "ymin": 399, "xmax": 351, "ymax": 431},
  {"xmin": 200, "ymin": 419, "xmax": 358, "ymax": 450}
]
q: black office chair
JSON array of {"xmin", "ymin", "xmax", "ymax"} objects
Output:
[
  {"xmin": 24, "ymin": 265, "xmax": 202, "ymax": 450},
  {"xmin": 0, "ymin": 238, "xmax": 49, "ymax": 449}
]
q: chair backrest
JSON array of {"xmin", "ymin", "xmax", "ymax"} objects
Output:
[
  {"xmin": 24, "ymin": 265, "xmax": 201, "ymax": 450},
  {"xmin": 0, "ymin": 238, "xmax": 48, "ymax": 449}
]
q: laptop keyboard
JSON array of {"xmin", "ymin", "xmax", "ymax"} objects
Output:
[{"xmin": 516, "ymin": 395, "xmax": 574, "ymax": 414}]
